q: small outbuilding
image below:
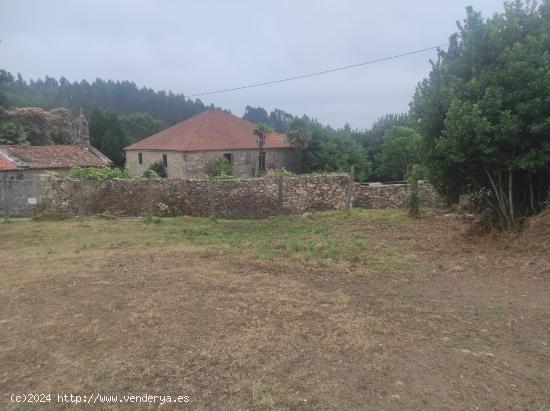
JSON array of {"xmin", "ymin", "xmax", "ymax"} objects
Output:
[
  {"xmin": 0, "ymin": 144, "xmax": 113, "ymax": 179},
  {"xmin": 124, "ymin": 110, "xmax": 298, "ymax": 178}
]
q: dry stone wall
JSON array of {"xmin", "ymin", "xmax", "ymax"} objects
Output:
[
  {"xmin": 353, "ymin": 181, "xmax": 445, "ymax": 209},
  {"xmin": 35, "ymin": 175, "xmax": 444, "ymax": 219},
  {"xmin": 38, "ymin": 174, "xmax": 351, "ymax": 219}
]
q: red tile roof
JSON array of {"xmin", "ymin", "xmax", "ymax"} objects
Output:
[
  {"xmin": 0, "ymin": 152, "xmax": 18, "ymax": 171},
  {"xmin": 0, "ymin": 145, "xmax": 112, "ymax": 170},
  {"xmin": 125, "ymin": 110, "xmax": 292, "ymax": 151}
]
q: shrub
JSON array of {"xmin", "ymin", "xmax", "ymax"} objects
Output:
[
  {"xmin": 208, "ymin": 158, "xmax": 234, "ymax": 179},
  {"xmin": 147, "ymin": 161, "xmax": 167, "ymax": 178},
  {"xmin": 70, "ymin": 166, "xmax": 130, "ymax": 180},
  {"xmin": 142, "ymin": 168, "xmax": 159, "ymax": 179}
]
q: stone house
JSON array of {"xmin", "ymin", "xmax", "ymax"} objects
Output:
[
  {"xmin": 124, "ymin": 110, "xmax": 298, "ymax": 178},
  {"xmin": 0, "ymin": 144, "xmax": 113, "ymax": 179}
]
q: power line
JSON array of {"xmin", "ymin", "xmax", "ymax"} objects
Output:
[{"xmin": 186, "ymin": 44, "xmax": 447, "ymax": 98}]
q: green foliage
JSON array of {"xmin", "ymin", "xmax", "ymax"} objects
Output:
[
  {"xmin": 303, "ymin": 122, "xmax": 370, "ymax": 181},
  {"xmin": 354, "ymin": 113, "xmax": 413, "ymax": 181},
  {"xmin": 243, "ymin": 106, "xmax": 294, "ymax": 133},
  {"xmin": 0, "ymin": 107, "xmax": 75, "ymax": 145},
  {"xmin": 376, "ymin": 126, "xmax": 423, "ymax": 181},
  {"xmin": 253, "ymin": 122, "xmax": 273, "ymax": 141},
  {"xmin": 88, "ymin": 105, "xmax": 130, "ymax": 166},
  {"xmin": 286, "ymin": 118, "xmax": 313, "ymax": 173},
  {"xmin": 147, "ymin": 161, "xmax": 167, "ymax": 178},
  {"xmin": 411, "ymin": 1, "xmax": 550, "ymax": 228},
  {"xmin": 70, "ymin": 166, "xmax": 130, "ymax": 180},
  {"xmin": 119, "ymin": 112, "xmax": 165, "ymax": 143},
  {"xmin": 142, "ymin": 168, "xmax": 159, "ymax": 179},
  {"xmin": 243, "ymin": 106, "xmax": 269, "ymax": 125},
  {"xmin": 0, "ymin": 70, "xmax": 12, "ymax": 108},
  {"xmin": 207, "ymin": 157, "xmax": 234, "ymax": 179},
  {"xmin": 407, "ymin": 164, "xmax": 422, "ymax": 218},
  {"xmin": 0, "ymin": 120, "xmax": 28, "ymax": 144}
]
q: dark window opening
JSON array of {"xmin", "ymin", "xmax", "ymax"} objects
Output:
[
  {"xmin": 162, "ymin": 154, "xmax": 168, "ymax": 168},
  {"xmin": 223, "ymin": 152, "xmax": 234, "ymax": 164},
  {"xmin": 138, "ymin": 152, "xmax": 143, "ymax": 164}
]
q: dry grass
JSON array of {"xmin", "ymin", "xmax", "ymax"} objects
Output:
[{"xmin": 1, "ymin": 210, "xmax": 549, "ymax": 410}]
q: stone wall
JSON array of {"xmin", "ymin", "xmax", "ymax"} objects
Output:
[
  {"xmin": 353, "ymin": 181, "xmax": 445, "ymax": 209},
  {"xmin": 31, "ymin": 176, "xmax": 444, "ymax": 219},
  {"xmin": 38, "ymin": 174, "xmax": 349, "ymax": 219},
  {"xmin": 125, "ymin": 148, "xmax": 298, "ymax": 179}
]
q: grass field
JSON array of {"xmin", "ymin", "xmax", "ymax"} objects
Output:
[{"xmin": 1, "ymin": 210, "xmax": 549, "ymax": 410}]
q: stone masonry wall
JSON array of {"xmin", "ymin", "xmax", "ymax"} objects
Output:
[
  {"xmin": 38, "ymin": 174, "xmax": 349, "ymax": 219},
  {"xmin": 126, "ymin": 148, "xmax": 298, "ymax": 179},
  {"xmin": 353, "ymin": 181, "xmax": 445, "ymax": 209},
  {"xmin": 35, "ymin": 175, "xmax": 444, "ymax": 219}
]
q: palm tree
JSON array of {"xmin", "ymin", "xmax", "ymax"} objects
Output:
[
  {"xmin": 253, "ymin": 122, "xmax": 273, "ymax": 176},
  {"xmin": 285, "ymin": 118, "xmax": 312, "ymax": 174}
]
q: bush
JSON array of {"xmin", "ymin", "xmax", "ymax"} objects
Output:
[
  {"xmin": 147, "ymin": 161, "xmax": 167, "ymax": 178},
  {"xmin": 142, "ymin": 168, "xmax": 159, "ymax": 179},
  {"xmin": 70, "ymin": 166, "xmax": 130, "ymax": 180},
  {"xmin": 208, "ymin": 158, "xmax": 234, "ymax": 179}
]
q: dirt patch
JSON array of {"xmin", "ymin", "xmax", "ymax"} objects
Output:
[
  {"xmin": 516, "ymin": 209, "xmax": 550, "ymax": 252},
  {"xmin": 1, "ymin": 211, "xmax": 549, "ymax": 410}
]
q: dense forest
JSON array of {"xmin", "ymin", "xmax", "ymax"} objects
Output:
[
  {"xmin": 1, "ymin": 0, "xmax": 549, "ymax": 228},
  {"xmin": 0, "ymin": 73, "xmax": 209, "ymax": 125}
]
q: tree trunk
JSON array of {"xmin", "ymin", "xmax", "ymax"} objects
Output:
[
  {"xmin": 485, "ymin": 168, "xmax": 512, "ymax": 230},
  {"xmin": 508, "ymin": 169, "xmax": 514, "ymax": 223},
  {"xmin": 528, "ymin": 172, "xmax": 535, "ymax": 213}
]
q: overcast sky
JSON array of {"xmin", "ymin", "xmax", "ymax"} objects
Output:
[{"xmin": 1, "ymin": 0, "xmax": 505, "ymax": 129}]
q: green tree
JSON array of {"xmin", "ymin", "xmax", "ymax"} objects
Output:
[
  {"xmin": 411, "ymin": 1, "xmax": 550, "ymax": 228},
  {"xmin": 119, "ymin": 112, "xmax": 165, "ymax": 143},
  {"xmin": 0, "ymin": 120, "xmax": 28, "ymax": 144},
  {"xmin": 89, "ymin": 105, "xmax": 130, "ymax": 166},
  {"xmin": 243, "ymin": 106, "xmax": 295, "ymax": 133},
  {"xmin": 207, "ymin": 157, "xmax": 234, "ymax": 179},
  {"xmin": 304, "ymin": 123, "xmax": 370, "ymax": 181},
  {"xmin": 243, "ymin": 106, "xmax": 269, "ymax": 125},
  {"xmin": 0, "ymin": 70, "xmax": 13, "ymax": 108},
  {"xmin": 286, "ymin": 118, "xmax": 313, "ymax": 173},
  {"xmin": 376, "ymin": 126, "xmax": 423, "ymax": 181},
  {"xmin": 353, "ymin": 113, "xmax": 412, "ymax": 181},
  {"xmin": 0, "ymin": 73, "xmax": 209, "ymax": 125},
  {"xmin": 0, "ymin": 106, "xmax": 77, "ymax": 145}
]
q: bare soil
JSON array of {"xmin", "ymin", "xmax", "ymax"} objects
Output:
[{"xmin": 1, "ymin": 210, "xmax": 549, "ymax": 410}]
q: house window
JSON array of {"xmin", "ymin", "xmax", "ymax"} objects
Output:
[
  {"xmin": 138, "ymin": 152, "xmax": 143, "ymax": 164},
  {"xmin": 223, "ymin": 152, "xmax": 234, "ymax": 164},
  {"xmin": 162, "ymin": 154, "xmax": 168, "ymax": 168}
]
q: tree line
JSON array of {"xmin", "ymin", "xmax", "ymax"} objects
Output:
[{"xmin": 0, "ymin": 73, "xmax": 209, "ymax": 125}]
